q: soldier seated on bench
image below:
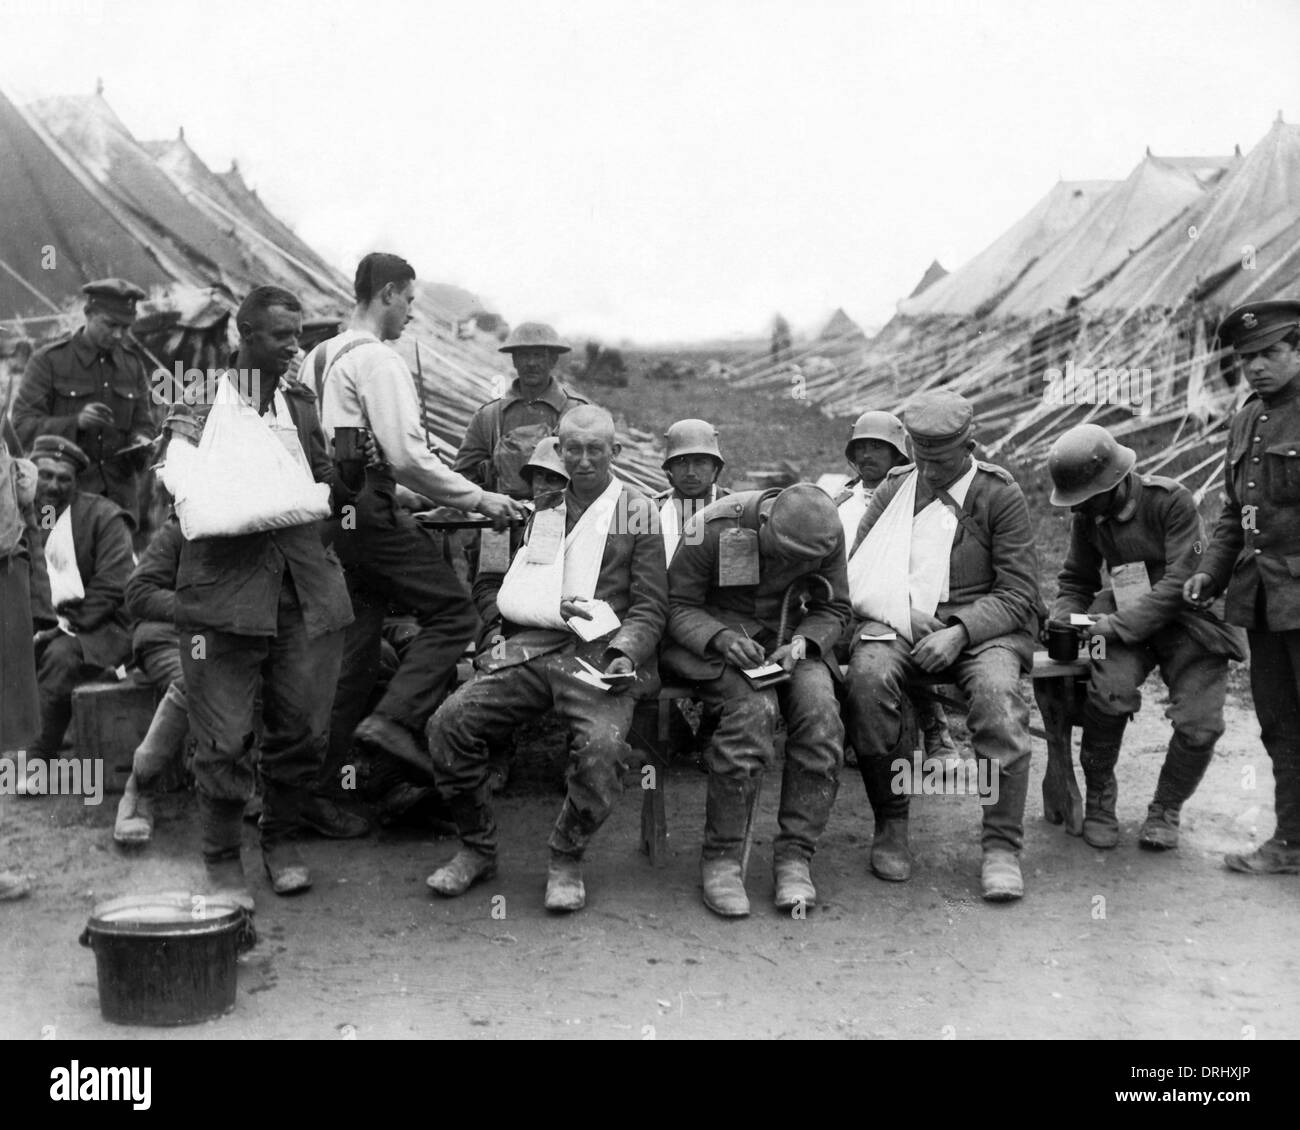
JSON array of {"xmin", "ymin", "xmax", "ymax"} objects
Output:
[
  {"xmin": 844, "ymin": 391, "xmax": 1043, "ymax": 902},
  {"xmin": 663, "ymin": 482, "xmax": 850, "ymax": 918},
  {"xmin": 25, "ymin": 436, "xmax": 133, "ymax": 788}
]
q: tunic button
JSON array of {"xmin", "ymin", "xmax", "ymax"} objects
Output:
[
  {"xmin": 1253, "ymin": 436, "xmax": 1262, "ymax": 443},
  {"xmin": 1252, "ymin": 457, "xmax": 1260, "ymax": 463},
  {"xmin": 1260, "ymin": 415, "xmax": 1269, "ymax": 422},
  {"xmin": 1248, "ymin": 481, "xmax": 1256, "ymax": 488},
  {"xmin": 1255, "ymin": 549, "xmax": 1262, "ymax": 555}
]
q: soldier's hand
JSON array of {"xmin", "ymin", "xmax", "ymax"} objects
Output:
[
  {"xmin": 362, "ymin": 430, "xmax": 385, "ymax": 467},
  {"xmin": 561, "ymin": 597, "xmax": 595, "ymax": 621},
  {"xmin": 164, "ymin": 410, "xmax": 201, "ymax": 446},
  {"xmin": 478, "ymin": 490, "xmax": 529, "ymax": 531},
  {"xmin": 602, "ymin": 654, "xmax": 636, "ymax": 694},
  {"xmin": 910, "ymin": 608, "xmax": 943, "ymax": 640},
  {"xmin": 768, "ymin": 636, "xmax": 808, "ymax": 673},
  {"xmin": 711, "ymin": 629, "xmax": 766, "ymax": 668},
  {"xmin": 77, "ymin": 401, "xmax": 115, "ymax": 430},
  {"xmin": 1090, "ymin": 614, "xmax": 1119, "ymax": 641},
  {"xmin": 1184, "ymin": 572, "xmax": 1217, "ymax": 610},
  {"xmin": 911, "ymin": 624, "xmax": 967, "ymax": 673}
]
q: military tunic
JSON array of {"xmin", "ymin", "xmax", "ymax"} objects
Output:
[
  {"xmin": 1201, "ymin": 380, "xmax": 1300, "ymax": 841},
  {"xmin": 12, "ymin": 329, "xmax": 157, "ymax": 520}
]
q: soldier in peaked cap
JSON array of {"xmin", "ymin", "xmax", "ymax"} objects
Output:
[
  {"xmin": 12, "ymin": 279, "xmax": 158, "ymax": 525},
  {"xmin": 843, "ymin": 389, "xmax": 1044, "ymax": 901},
  {"xmin": 1186, "ymin": 299, "xmax": 1300, "ymax": 874}
]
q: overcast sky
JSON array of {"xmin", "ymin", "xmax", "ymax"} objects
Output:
[{"xmin": 5, "ymin": 0, "xmax": 1299, "ymax": 343}]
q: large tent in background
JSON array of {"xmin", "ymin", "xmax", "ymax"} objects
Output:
[
  {"xmin": 897, "ymin": 179, "xmax": 1118, "ymax": 319},
  {"xmin": 722, "ymin": 116, "xmax": 1300, "ymax": 507},
  {"xmin": 993, "ymin": 151, "xmax": 1234, "ymax": 319},
  {"xmin": 0, "ymin": 85, "xmax": 667, "ymax": 492},
  {"xmin": 0, "ymin": 86, "xmax": 175, "ymax": 326}
]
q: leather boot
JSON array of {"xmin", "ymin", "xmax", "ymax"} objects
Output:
[
  {"xmin": 132, "ymin": 683, "xmax": 189, "ymax": 786},
  {"xmin": 1079, "ymin": 705, "xmax": 1125, "ymax": 849},
  {"xmin": 1138, "ymin": 803, "xmax": 1181, "ymax": 851},
  {"xmin": 860, "ymin": 752, "xmax": 912, "ymax": 881},
  {"xmin": 773, "ymin": 858, "xmax": 816, "ymax": 910},
  {"xmin": 259, "ymin": 784, "xmax": 311, "ymax": 896},
  {"xmin": 544, "ymin": 853, "xmax": 586, "ymax": 912},
  {"xmin": 428, "ymin": 791, "xmax": 498, "ymax": 896},
  {"xmin": 981, "ymin": 849, "xmax": 1024, "ymax": 901},
  {"xmin": 700, "ymin": 773, "xmax": 757, "ymax": 917},
  {"xmin": 200, "ymin": 793, "xmax": 253, "ymax": 910},
  {"xmin": 920, "ymin": 698, "xmax": 964, "ymax": 777},
  {"xmin": 773, "ymin": 762, "xmax": 836, "ymax": 905}
]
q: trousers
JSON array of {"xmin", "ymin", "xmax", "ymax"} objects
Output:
[
  {"xmin": 1245, "ymin": 627, "xmax": 1300, "ymax": 843},
  {"xmin": 326, "ymin": 486, "xmax": 477, "ymax": 738},
  {"xmin": 181, "ymin": 579, "xmax": 343, "ymax": 804},
  {"xmin": 426, "ymin": 642, "xmax": 638, "ymax": 858},
  {"xmin": 692, "ymin": 658, "xmax": 843, "ymax": 862},
  {"xmin": 845, "ymin": 637, "xmax": 1032, "ymax": 852},
  {"xmin": 31, "ymin": 634, "xmax": 100, "ymax": 759}
]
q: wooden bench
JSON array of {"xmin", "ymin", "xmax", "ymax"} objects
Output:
[{"xmin": 638, "ymin": 650, "xmax": 1091, "ymax": 866}]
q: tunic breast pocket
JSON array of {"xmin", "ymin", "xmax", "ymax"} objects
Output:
[
  {"xmin": 51, "ymin": 376, "xmax": 88, "ymax": 417},
  {"xmin": 1264, "ymin": 443, "xmax": 1300, "ymax": 504},
  {"xmin": 110, "ymin": 375, "xmax": 142, "ymax": 429}
]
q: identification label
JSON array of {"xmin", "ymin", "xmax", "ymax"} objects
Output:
[
  {"xmin": 1110, "ymin": 561, "xmax": 1152, "ymax": 612},
  {"xmin": 718, "ymin": 527, "xmax": 760, "ymax": 586},
  {"xmin": 478, "ymin": 527, "xmax": 513, "ymax": 574}
]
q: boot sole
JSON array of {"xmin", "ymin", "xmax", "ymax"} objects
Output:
[{"xmin": 703, "ymin": 897, "xmax": 750, "ymax": 918}]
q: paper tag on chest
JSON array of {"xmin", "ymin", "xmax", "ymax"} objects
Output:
[
  {"xmin": 478, "ymin": 527, "xmax": 513, "ymax": 574},
  {"xmin": 1110, "ymin": 561, "xmax": 1152, "ymax": 612},
  {"xmin": 525, "ymin": 506, "xmax": 565, "ymax": 564},
  {"xmin": 718, "ymin": 527, "xmax": 760, "ymax": 586}
]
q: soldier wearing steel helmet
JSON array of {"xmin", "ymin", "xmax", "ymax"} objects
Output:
[
  {"xmin": 1047, "ymin": 423, "xmax": 1245, "ymax": 852},
  {"xmin": 654, "ymin": 418, "xmax": 730, "ymax": 563},
  {"xmin": 664, "ymin": 482, "xmax": 851, "ymax": 917},
  {"xmin": 1185, "ymin": 299, "xmax": 1300, "ymax": 874},
  {"xmin": 12, "ymin": 279, "xmax": 158, "ymax": 526},
  {"xmin": 453, "ymin": 322, "xmax": 590, "ymax": 499}
]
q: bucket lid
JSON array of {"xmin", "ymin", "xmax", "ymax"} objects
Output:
[{"xmin": 88, "ymin": 891, "xmax": 246, "ymax": 932}]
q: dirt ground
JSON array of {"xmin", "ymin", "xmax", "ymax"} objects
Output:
[{"xmin": 3, "ymin": 670, "xmax": 1298, "ymax": 1041}]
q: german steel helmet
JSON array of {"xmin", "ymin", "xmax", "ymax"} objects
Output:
[
  {"xmin": 521, "ymin": 435, "xmax": 569, "ymax": 483},
  {"xmin": 499, "ymin": 322, "xmax": 571, "ymax": 353},
  {"xmin": 662, "ymin": 419, "xmax": 724, "ymax": 468},
  {"xmin": 844, "ymin": 410, "xmax": 909, "ymax": 462},
  {"xmin": 1047, "ymin": 424, "xmax": 1137, "ymax": 507}
]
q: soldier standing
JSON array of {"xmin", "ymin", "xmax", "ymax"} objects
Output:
[
  {"xmin": 12, "ymin": 279, "xmax": 157, "ymax": 525},
  {"xmin": 1186, "ymin": 300, "xmax": 1300, "ymax": 874},
  {"xmin": 1046, "ymin": 424, "xmax": 1245, "ymax": 850}
]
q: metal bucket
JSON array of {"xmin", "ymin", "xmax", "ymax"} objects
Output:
[{"xmin": 80, "ymin": 892, "xmax": 256, "ymax": 1026}]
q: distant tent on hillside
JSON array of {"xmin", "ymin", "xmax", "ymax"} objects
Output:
[
  {"xmin": 819, "ymin": 307, "xmax": 867, "ymax": 344},
  {"xmin": 898, "ymin": 179, "xmax": 1118, "ymax": 319},
  {"xmin": 907, "ymin": 259, "xmax": 948, "ymax": 298}
]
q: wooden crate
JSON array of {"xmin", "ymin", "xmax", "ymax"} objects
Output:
[{"xmin": 72, "ymin": 679, "xmax": 158, "ymax": 795}]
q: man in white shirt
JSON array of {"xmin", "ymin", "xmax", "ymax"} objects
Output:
[{"xmin": 313, "ymin": 253, "xmax": 526, "ymax": 781}]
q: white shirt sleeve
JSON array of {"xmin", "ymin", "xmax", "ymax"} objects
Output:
[{"xmin": 352, "ymin": 345, "xmax": 485, "ymax": 511}]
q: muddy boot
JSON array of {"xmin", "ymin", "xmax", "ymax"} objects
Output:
[
  {"xmin": 773, "ymin": 858, "xmax": 816, "ymax": 911},
  {"xmin": 1138, "ymin": 803, "xmax": 1181, "ymax": 851},
  {"xmin": 981, "ymin": 849, "xmax": 1023, "ymax": 901},
  {"xmin": 700, "ymin": 773, "xmax": 757, "ymax": 918},
  {"xmin": 1078, "ymin": 705, "xmax": 1126, "ymax": 849},
  {"xmin": 1224, "ymin": 837, "xmax": 1300, "ymax": 874},
  {"xmin": 1141, "ymin": 734, "xmax": 1215, "ymax": 851},
  {"xmin": 113, "ymin": 773, "xmax": 154, "ymax": 846},
  {"xmin": 260, "ymin": 784, "xmax": 311, "ymax": 896},
  {"xmin": 860, "ymin": 753, "xmax": 912, "ymax": 881},
  {"xmin": 428, "ymin": 792, "xmax": 498, "ymax": 896},
  {"xmin": 544, "ymin": 854, "xmax": 586, "ymax": 912},
  {"xmin": 200, "ymin": 794, "xmax": 253, "ymax": 910},
  {"xmin": 773, "ymin": 762, "xmax": 836, "ymax": 906}
]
